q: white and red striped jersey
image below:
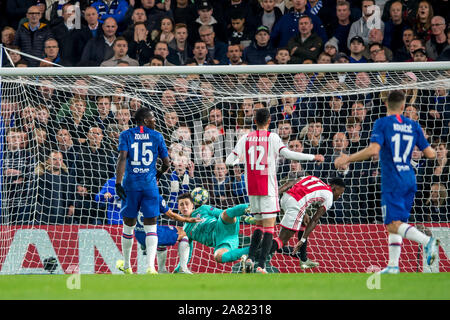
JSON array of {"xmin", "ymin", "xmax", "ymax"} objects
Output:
[
  {"xmin": 287, "ymin": 175, "xmax": 334, "ymax": 216},
  {"xmin": 232, "ymin": 130, "xmax": 286, "ymax": 196}
]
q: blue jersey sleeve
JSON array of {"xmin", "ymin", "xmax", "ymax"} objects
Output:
[
  {"xmin": 370, "ymin": 118, "xmax": 385, "ymax": 146},
  {"xmin": 159, "ymin": 195, "xmax": 169, "ymax": 215},
  {"xmin": 414, "ymin": 122, "xmax": 430, "ymax": 151}
]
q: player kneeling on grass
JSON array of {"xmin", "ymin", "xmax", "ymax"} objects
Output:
[
  {"xmin": 178, "ymin": 192, "xmax": 252, "ymax": 265},
  {"xmin": 116, "ymin": 194, "xmax": 201, "ymax": 274},
  {"xmin": 267, "ymin": 176, "xmax": 346, "ymax": 268}
]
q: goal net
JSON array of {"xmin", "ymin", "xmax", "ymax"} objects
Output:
[{"xmin": 0, "ymin": 55, "xmax": 449, "ymax": 274}]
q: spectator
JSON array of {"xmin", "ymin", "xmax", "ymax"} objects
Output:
[
  {"xmin": 36, "ymin": 150, "xmax": 76, "ymax": 224},
  {"xmin": 231, "ymin": 164, "xmax": 248, "ymax": 204},
  {"xmin": 437, "ymin": 27, "xmax": 450, "ymax": 61},
  {"xmin": 325, "ymin": 0, "xmax": 353, "ymax": 54},
  {"xmin": 91, "ymin": 0, "xmax": 129, "ymax": 27},
  {"xmin": 172, "ymin": 0, "xmax": 197, "ymax": 25},
  {"xmin": 156, "ymin": 16, "xmax": 175, "ymax": 44},
  {"xmin": 50, "ymin": 3, "xmax": 82, "ymax": 66},
  {"xmin": 152, "ymin": 40, "xmax": 177, "ymax": 66},
  {"xmin": 95, "ymin": 176, "xmax": 123, "ymax": 225},
  {"xmin": 393, "ymin": 27, "xmax": 415, "ymax": 61},
  {"xmin": 3, "ymin": 128, "xmax": 36, "ymax": 224},
  {"xmin": 347, "ymin": 0, "xmax": 385, "ymax": 49},
  {"xmin": 122, "ymin": 7, "xmax": 147, "ymax": 43},
  {"xmin": 345, "ymin": 116, "xmax": 366, "ymax": 154},
  {"xmin": 186, "ymin": 40, "xmax": 217, "ymax": 65},
  {"xmin": 115, "ymin": 106, "xmax": 132, "ymax": 130},
  {"xmin": 54, "ymin": 126, "xmax": 79, "ymax": 175},
  {"xmin": 383, "ymin": 0, "xmax": 411, "ymax": 53},
  {"xmin": 13, "ymin": 5, "xmax": 53, "ymax": 67},
  {"xmin": 161, "ymin": 108, "xmax": 179, "ymax": 142},
  {"xmin": 188, "ymin": 0, "xmax": 227, "ymax": 45},
  {"xmin": 287, "ymin": 14, "xmax": 323, "ymax": 64},
  {"xmin": 1, "ymin": 26, "xmax": 16, "ymax": 66},
  {"xmin": 348, "ymin": 36, "xmax": 367, "ymax": 63},
  {"xmin": 93, "ymin": 95, "xmax": 115, "ymax": 132},
  {"xmin": 159, "ymin": 153, "xmax": 196, "ymax": 211},
  {"xmin": 198, "ymin": 24, "xmax": 228, "ymax": 65},
  {"xmin": 271, "ymin": 0, "xmax": 327, "ymax": 48},
  {"xmin": 127, "ymin": 21, "xmax": 153, "ymax": 65},
  {"xmin": 227, "ymin": 10, "xmax": 253, "ymax": 49},
  {"xmin": 6, "ymin": 0, "xmax": 37, "ymax": 30},
  {"xmin": 205, "ymin": 161, "xmax": 235, "ymax": 209},
  {"xmin": 256, "ymin": 0, "xmax": 283, "ymax": 33},
  {"xmin": 226, "ymin": 43, "xmax": 243, "ymax": 64},
  {"xmin": 425, "ymin": 16, "xmax": 447, "ymax": 60},
  {"xmin": 274, "ymin": 46, "xmax": 291, "ymax": 64},
  {"xmin": 405, "ymin": 38, "xmax": 428, "ymax": 61},
  {"xmin": 43, "ymin": 38, "xmax": 71, "ymax": 66},
  {"xmin": 350, "ymin": 100, "xmax": 371, "ymax": 135},
  {"xmin": 422, "ymin": 183, "xmax": 449, "ymax": 222},
  {"xmin": 80, "ymin": 16, "xmax": 117, "ymax": 66},
  {"xmin": 301, "ymin": 117, "xmax": 328, "ymax": 155},
  {"xmin": 59, "ymin": 97, "xmax": 94, "ymax": 146},
  {"xmin": 140, "ymin": 0, "xmax": 173, "ymax": 34},
  {"xmin": 364, "ymin": 28, "xmax": 393, "ymax": 61},
  {"xmin": 74, "ymin": 126, "xmax": 115, "ymax": 224},
  {"xmin": 412, "ymin": 47, "xmax": 429, "ymax": 62},
  {"xmin": 242, "ymin": 25, "xmax": 276, "ymax": 65},
  {"xmin": 323, "ymin": 37, "xmax": 338, "ymax": 60},
  {"xmin": 318, "ymin": 95, "xmax": 348, "ymax": 140},
  {"xmin": 271, "ymin": 91, "xmax": 300, "ymax": 130},
  {"xmin": 168, "ymin": 23, "xmax": 192, "ymax": 65},
  {"xmin": 100, "ymin": 36, "xmax": 139, "ymax": 66},
  {"xmin": 413, "ymin": 0, "xmax": 433, "ymax": 41}
]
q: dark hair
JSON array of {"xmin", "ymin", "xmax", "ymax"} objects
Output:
[
  {"xmin": 177, "ymin": 192, "xmax": 193, "ymax": 203},
  {"xmin": 387, "ymin": 90, "xmax": 405, "ymax": 110},
  {"xmin": 150, "ymin": 55, "xmax": 165, "ymax": 64},
  {"xmin": 134, "ymin": 107, "xmax": 152, "ymax": 124},
  {"xmin": 329, "ymin": 177, "xmax": 346, "ymax": 188},
  {"xmin": 255, "ymin": 107, "xmax": 271, "ymax": 126}
]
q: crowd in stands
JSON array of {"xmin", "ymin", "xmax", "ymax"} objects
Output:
[{"xmin": 0, "ymin": 0, "xmax": 449, "ymax": 226}]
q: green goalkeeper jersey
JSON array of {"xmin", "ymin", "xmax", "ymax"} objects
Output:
[{"xmin": 183, "ymin": 205, "xmax": 223, "ymax": 247}]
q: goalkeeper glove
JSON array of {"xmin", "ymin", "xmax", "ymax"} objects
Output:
[{"xmin": 115, "ymin": 183, "xmax": 127, "ymax": 201}]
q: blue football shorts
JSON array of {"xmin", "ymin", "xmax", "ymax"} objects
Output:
[
  {"xmin": 135, "ymin": 225, "xmax": 179, "ymax": 248},
  {"xmin": 381, "ymin": 187, "xmax": 416, "ymax": 225},
  {"xmin": 120, "ymin": 188, "xmax": 159, "ymax": 219}
]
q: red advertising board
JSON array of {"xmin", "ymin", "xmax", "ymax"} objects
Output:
[{"xmin": 0, "ymin": 224, "xmax": 448, "ymax": 274}]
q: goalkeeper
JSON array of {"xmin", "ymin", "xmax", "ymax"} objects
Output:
[{"xmin": 177, "ymin": 192, "xmax": 252, "ymax": 264}]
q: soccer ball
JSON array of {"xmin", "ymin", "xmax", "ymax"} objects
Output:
[{"xmin": 191, "ymin": 187, "xmax": 209, "ymax": 206}]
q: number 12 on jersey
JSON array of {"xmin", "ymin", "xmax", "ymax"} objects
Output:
[{"xmin": 247, "ymin": 145, "xmax": 266, "ymax": 171}]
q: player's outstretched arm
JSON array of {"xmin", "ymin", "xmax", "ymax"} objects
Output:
[
  {"xmin": 293, "ymin": 206, "xmax": 326, "ymax": 254},
  {"xmin": 422, "ymin": 146, "xmax": 436, "ymax": 159},
  {"xmin": 334, "ymin": 142, "xmax": 381, "ymax": 169},
  {"xmin": 280, "ymin": 148, "xmax": 324, "ymax": 162},
  {"xmin": 165, "ymin": 209, "xmax": 202, "ymax": 223},
  {"xmin": 156, "ymin": 156, "xmax": 171, "ymax": 181},
  {"xmin": 225, "ymin": 151, "xmax": 240, "ymax": 166}
]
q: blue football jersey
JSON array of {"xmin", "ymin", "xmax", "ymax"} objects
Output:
[
  {"xmin": 118, "ymin": 126, "xmax": 168, "ymax": 191},
  {"xmin": 370, "ymin": 114, "xmax": 429, "ymax": 192}
]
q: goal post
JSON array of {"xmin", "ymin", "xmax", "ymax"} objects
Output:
[{"xmin": 0, "ymin": 61, "xmax": 449, "ymax": 274}]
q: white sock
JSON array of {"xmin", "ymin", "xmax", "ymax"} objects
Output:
[
  {"xmin": 397, "ymin": 223, "xmax": 430, "ymax": 246},
  {"xmin": 388, "ymin": 233, "xmax": 402, "ymax": 267},
  {"xmin": 144, "ymin": 224, "xmax": 158, "ymax": 270},
  {"xmin": 156, "ymin": 247, "xmax": 168, "ymax": 272},
  {"xmin": 178, "ymin": 236, "xmax": 190, "ymax": 270},
  {"xmin": 122, "ymin": 224, "xmax": 136, "ymax": 269}
]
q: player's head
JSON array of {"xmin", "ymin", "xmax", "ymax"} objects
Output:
[
  {"xmin": 329, "ymin": 177, "xmax": 346, "ymax": 201},
  {"xmin": 178, "ymin": 192, "xmax": 195, "ymax": 217},
  {"xmin": 254, "ymin": 107, "xmax": 271, "ymax": 128},
  {"xmin": 134, "ymin": 107, "xmax": 156, "ymax": 129},
  {"xmin": 386, "ymin": 90, "xmax": 406, "ymax": 113}
]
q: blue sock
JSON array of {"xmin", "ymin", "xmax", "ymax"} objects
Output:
[
  {"xmin": 220, "ymin": 247, "xmax": 250, "ymax": 263},
  {"xmin": 226, "ymin": 204, "xmax": 249, "ymax": 218}
]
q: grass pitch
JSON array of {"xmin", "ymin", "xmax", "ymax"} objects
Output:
[{"xmin": 0, "ymin": 273, "xmax": 449, "ymax": 300}]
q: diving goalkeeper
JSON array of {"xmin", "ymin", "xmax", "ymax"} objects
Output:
[{"xmin": 178, "ymin": 192, "xmax": 252, "ymax": 264}]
